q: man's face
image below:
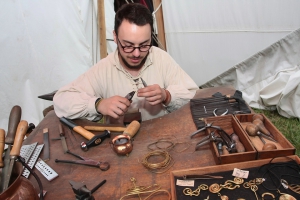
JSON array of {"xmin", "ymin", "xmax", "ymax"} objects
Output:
[{"xmin": 114, "ymin": 20, "xmax": 152, "ymax": 71}]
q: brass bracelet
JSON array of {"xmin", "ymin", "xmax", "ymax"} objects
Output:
[{"xmin": 95, "ymin": 98, "xmax": 103, "ymax": 115}]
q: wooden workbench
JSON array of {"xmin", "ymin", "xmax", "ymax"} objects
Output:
[{"xmin": 23, "ymin": 86, "xmax": 236, "ymax": 200}]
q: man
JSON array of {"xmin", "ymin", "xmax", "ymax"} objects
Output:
[{"xmin": 53, "ymin": 3, "xmax": 198, "ymax": 123}]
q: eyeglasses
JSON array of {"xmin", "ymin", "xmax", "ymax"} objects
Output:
[{"xmin": 117, "ymin": 37, "xmax": 152, "ymax": 53}]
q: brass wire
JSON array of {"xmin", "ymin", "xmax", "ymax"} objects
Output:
[
  {"xmin": 120, "ymin": 177, "xmax": 171, "ymax": 200},
  {"xmin": 141, "ymin": 150, "xmax": 174, "ymax": 173}
]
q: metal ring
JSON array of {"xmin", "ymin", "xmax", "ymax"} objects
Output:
[{"xmin": 262, "ymin": 192, "xmax": 275, "ymax": 199}]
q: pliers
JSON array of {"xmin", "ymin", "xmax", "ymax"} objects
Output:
[
  {"xmin": 55, "ymin": 150, "xmax": 110, "ymax": 171},
  {"xmin": 213, "ymin": 108, "xmax": 228, "ymax": 116},
  {"xmin": 195, "ymin": 131, "xmax": 223, "ymax": 150},
  {"xmin": 190, "ymin": 123, "xmax": 222, "ymax": 138}
]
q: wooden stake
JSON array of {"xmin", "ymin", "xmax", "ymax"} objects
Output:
[
  {"xmin": 98, "ymin": 0, "xmax": 107, "ymax": 59},
  {"xmin": 153, "ymin": 0, "xmax": 166, "ymax": 51}
]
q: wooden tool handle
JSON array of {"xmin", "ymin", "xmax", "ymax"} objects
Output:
[
  {"xmin": 84, "ymin": 126, "xmax": 126, "ymax": 132},
  {"xmin": 231, "ymin": 133, "xmax": 245, "ymax": 153},
  {"xmin": 0, "ymin": 129, "xmax": 5, "ymax": 167},
  {"xmin": 123, "ymin": 120, "xmax": 140, "ymax": 138},
  {"xmin": 73, "ymin": 126, "xmax": 95, "ymax": 140},
  {"xmin": 10, "ymin": 120, "xmax": 28, "ymax": 156},
  {"xmin": 6, "ymin": 105, "xmax": 22, "ymax": 144}
]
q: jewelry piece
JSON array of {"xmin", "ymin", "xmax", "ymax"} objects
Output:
[
  {"xmin": 262, "ymin": 192, "xmax": 275, "ymax": 199},
  {"xmin": 119, "ymin": 177, "xmax": 171, "ymax": 200},
  {"xmin": 278, "ymin": 189, "xmax": 296, "ymax": 200},
  {"xmin": 218, "ymin": 194, "xmax": 229, "ymax": 200},
  {"xmin": 209, "ymin": 177, "xmax": 244, "ymax": 193},
  {"xmin": 243, "ymin": 178, "xmax": 265, "ymax": 200},
  {"xmin": 183, "ymin": 184, "xmax": 208, "ymax": 196},
  {"xmin": 208, "ymin": 178, "xmax": 243, "ymax": 200},
  {"xmin": 281, "ymin": 179, "xmax": 300, "ymax": 195}
]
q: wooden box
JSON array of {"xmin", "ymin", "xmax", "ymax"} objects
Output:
[
  {"xmin": 170, "ymin": 155, "xmax": 300, "ymax": 200},
  {"xmin": 234, "ymin": 114, "xmax": 295, "ymax": 159},
  {"xmin": 202, "ymin": 115, "xmax": 257, "ymax": 164}
]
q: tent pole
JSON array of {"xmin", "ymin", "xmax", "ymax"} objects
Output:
[
  {"xmin": 153, "ymin": 0, "xmax": 166, "ymax": 51},
  {"xmin": 98, "ymin": 0, "xmax": 107, "ymax": 59}
]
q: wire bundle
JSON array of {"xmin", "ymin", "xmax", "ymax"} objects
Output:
[{"xmin": 141, "ymin": 150, "xmax": 174, "ymax": 173}]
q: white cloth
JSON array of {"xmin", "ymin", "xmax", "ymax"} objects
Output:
[{"xmin": 201, "ymin": 28, "xmax": 300, "ymax": 119}]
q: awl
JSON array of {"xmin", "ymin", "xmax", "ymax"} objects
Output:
[{"xmin": 2, "ymin": 120, "xmax": 28, "ymax": 191}]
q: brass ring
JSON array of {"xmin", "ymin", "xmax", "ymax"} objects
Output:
[{"xmin": 262, "ymin": 192, "xmax": 275, "ymax": 199}]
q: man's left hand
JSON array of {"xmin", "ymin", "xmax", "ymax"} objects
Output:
[{"xmin": 137, "ymin": 84, "xmax": 166, "ymax": 105}]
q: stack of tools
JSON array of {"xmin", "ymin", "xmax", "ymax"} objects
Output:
[{"xmin": 190, "ymin": 90, "xmax": 251, "ymax": 129}]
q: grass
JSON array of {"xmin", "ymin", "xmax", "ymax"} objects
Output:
[{"xmin": 252, "ymin": 108, "xmax": 300, "ymax": 157}]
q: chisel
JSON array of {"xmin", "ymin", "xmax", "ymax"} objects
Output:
[
  {"xmin": 0, "ymin": 105, "xmax": 21, "ymax": 192},
  {"xmin": 2, "ymin": 120, "xmax": 28, "ymax": 191},
  {"xmin": 58, "ymin": 123, "xmax": 68, "ymax": 153}
]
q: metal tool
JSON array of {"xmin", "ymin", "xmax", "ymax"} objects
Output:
[
  {"xmin": 21, "ymin": 143, "xmax": 44, "ymax": 178},
  {"xmin": 140, "ymin": 77, "xmax": 147, "ymax": 87},
  {"xmin": 215, "ymin": 129, "xmax": 237, "ymax": 153},
  {"xmin": 2, "ymin": 120, "xmax": 28, "ymax": 191},
  {"xmin": 35, "ymin": 158, "xmax": 58, "ymax": 181},
  {"xmin": 195, "ymin": 131, "xmax": 223, "ymax": 150},
  {"xmin": 43, "ymin": 128, "xmax": 50, "ymax": 161},
  {"xmin": 58, "ymin": 123, "xmax": 68, "ymax": 153},
  {"xmin": 55, "ymin": 150, "xmax": 110, "ymax": 171},
  {"xmin": 183, "ymin": 174, "xmax": 223, "ymax": 180},
  {"xmin": 190, "ymin": 123, "xmax": 222, "ymax": 138},
  {"xmin": 125, "ymin": 91, "xmax": 135, "ymax": 101},
  {"xmin": 69, "ymin": 179, "xmax": 106, "ymax": 200},
  {"xmin": 213, "ymin": 108, "xmax": 228, "ymax": 116},
  {"xmin": 60, "ymin": 117, "xmax": 111, "ymax": 151}
]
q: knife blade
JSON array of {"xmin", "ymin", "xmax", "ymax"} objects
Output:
[
  {"xmin": 2, "ymin": 120, "xmax": 28, "ymax": 191},
  {"xmin": 0, "ymin": 105, "xmax": 21, "ymax": 192},
  {"xmin": 58, "ymin": 123, "xmax": 68, "ymax": 153}
]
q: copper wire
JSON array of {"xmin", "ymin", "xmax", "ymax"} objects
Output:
[
  {"xmin": 119, "ymin": 177, "xmax": 171, "ymax": 200},
  {"xmin": 141, "ymin": 150, "xmax": 174, "ymax": 173}
]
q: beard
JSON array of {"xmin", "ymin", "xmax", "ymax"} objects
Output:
[{"xmin": 119, "ymin": 50, "xmax": 149, "ymax": 70}]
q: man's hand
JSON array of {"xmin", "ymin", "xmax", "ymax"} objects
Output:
[
  {"xmin": 97, "ymin": 96, "xmax": 131, "ymax": 119},
  {"xmin": 137, "ymin": 84, "xmax": 167, "ymax": 105}
]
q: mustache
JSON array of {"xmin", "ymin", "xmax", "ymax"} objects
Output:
[{"xmin": 128, "ymin": 56, "xmax": 141, "ymax": 59}]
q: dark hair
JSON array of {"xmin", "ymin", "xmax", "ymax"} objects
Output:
[{"xmin": 114, "ymin": 3, "xmax": 153, "ymax": 36}]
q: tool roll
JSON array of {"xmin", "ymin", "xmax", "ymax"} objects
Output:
[{"xmin": 190, "ymin": 90, "xmax": 251, "ymax": 129}]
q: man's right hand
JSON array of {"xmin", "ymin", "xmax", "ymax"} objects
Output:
[{"xmin": 97, "ymin": 96, "xmax": 131, "ymax": 119}]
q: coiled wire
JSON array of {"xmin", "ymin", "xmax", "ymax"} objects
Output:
[{"xmin": 141, "ymin": 150, "xmax": 174, "ymax": 173}]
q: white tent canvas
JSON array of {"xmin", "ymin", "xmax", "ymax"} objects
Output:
[{"xmin": 1, "ymin": 0, "xmax": 300, "ymax": 130}]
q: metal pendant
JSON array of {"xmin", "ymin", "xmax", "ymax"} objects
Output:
[{"xmin": 279, "ymin": 193, "xmax": 296, "ymax": 200}]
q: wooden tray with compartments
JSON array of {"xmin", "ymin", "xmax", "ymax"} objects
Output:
[{"xmin": 234, "ymin": 114, "xmax": 295, "ymax": 159}]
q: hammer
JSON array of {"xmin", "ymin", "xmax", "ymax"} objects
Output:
[
  {"xmin": 84, "ymin": 121, "xmax": 140, "ymax": 138},
  {"xmin": 59, "ymin": 117, "xmax": 140, "ymax": 151}
]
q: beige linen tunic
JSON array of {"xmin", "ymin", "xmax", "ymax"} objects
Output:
[{"xmin": 53, "ymin": 47, "xmax": 198, "ymax": 121}]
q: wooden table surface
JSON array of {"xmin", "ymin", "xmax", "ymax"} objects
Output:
[{"xmin": 24, "ymin": 86, "xmax": 236, "ymax": 200}]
